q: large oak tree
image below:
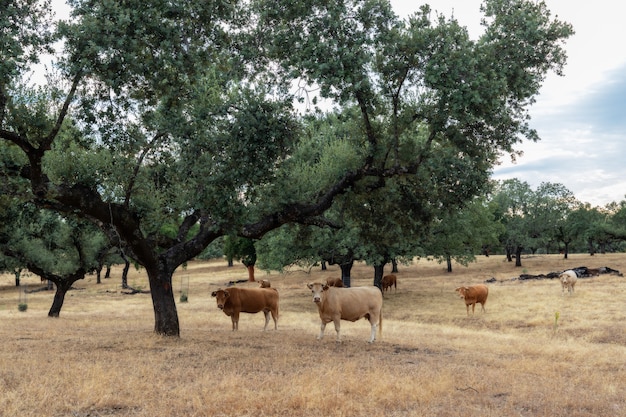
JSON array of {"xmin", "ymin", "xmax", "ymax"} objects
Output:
[{"xmin": 0, "ymin": 0, "xmax": 573, "ymax": 335}]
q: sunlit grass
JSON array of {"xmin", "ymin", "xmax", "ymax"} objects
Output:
[{"xmin": 0, "ymin": 253, "xmax": 625, "ymax": 416}]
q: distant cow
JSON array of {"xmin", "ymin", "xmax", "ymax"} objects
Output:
[
  {"xmin": 259, "ymin": 279, "xmax": 271, "ymax": 288},
  {"xmin": 211, "ymin": 287, "xmax": 279, "ymax": 331},
  {"xmin": 306, "ymin": 282, "xmax": 383, "ymax": 343},
  {"xmin": 381, "ymin": 274, "xmax": 397, "ymax": 293},
  {"xmin": 559, "ymin": 270, "xmax": 577, "ymax": 295},
  {"xmin": 455, "ymin": 284, "xmax": 489, "ymax": 316},
  {"xmin": 325, "ymin": 277, "xmax": 344, "ymax": 287}
]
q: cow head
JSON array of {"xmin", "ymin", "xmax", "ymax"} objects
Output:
[
  {"xmin": 211, "ymin": 289, "xmax": 230, "ymax": 309},
  {"xmin": 454, "ymin": 287, "xmax": 468, "ymax": 298},
  {"xmin": 307, "ymin": 282, "xmax": 329, "ymax": 303}
]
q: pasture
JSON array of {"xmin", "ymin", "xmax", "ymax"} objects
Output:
[{"xmin": 1, "ymin": 253, "xmax": 625, "ymax": 417}]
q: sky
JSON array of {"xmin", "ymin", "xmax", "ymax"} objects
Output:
[
  {"xmin": 390, "ymin": 0, "xmax": 626, "ymax": 206},
  {"xmin": 46, "ymin": 0, "xmax": 624, "ymax": 206}
]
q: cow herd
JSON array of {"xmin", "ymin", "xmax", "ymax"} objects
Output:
[{"xmin": 210, "ymin": 269, "xmax": 580, "ymax": 342}]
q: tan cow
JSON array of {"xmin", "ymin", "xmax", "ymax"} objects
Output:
[
  {"xmin": 559, "ymin": 270, "xmax": 577, "ymax": 295},
  {"xmin": 325, "ymin": 277, "xmax": 344, "ymax": 287},
  {"xmin": 455, "ymin": 284, "xmax": 489, "ymax": 316},
  {"xmin": 259, "ymin": 279, "xmax": 271, "ymax": 288},
  {"xmin": 211, "ymin": 287, "xmax": 279, "ymax": 331},
  {"xmin": 381, "ymin": 274, "xmax": 397, "ymax": 293},
  {"xmin": 306, "ymin": 282, "xmax": 383, "ymax": 343}
]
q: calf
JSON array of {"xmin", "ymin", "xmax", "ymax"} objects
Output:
[
  {"xmin": 211, "ymin": 287, "xmax": 279, "ymax": 331},
  {"xmin": 325, "ymin": 277, "xmax": 344, "ymax": 287},
  {"xmin": 455, "ymin": 284, "xmax": 489, "ymax": 316},
  {"xmin": 559, "ymin": 270, "xmax": 577, "ymax": 295},
  {"xmin": 381, "ymin": 274, "xmax": 397, "ymax": 293},
  {"xmin": 307, "ymin": 282, "xmax": 383, "ymax": 343},
  {"xmin": 259, "ymin": 279, "xmax": 271, "ymax": 288}
]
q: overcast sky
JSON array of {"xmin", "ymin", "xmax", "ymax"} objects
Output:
[
  {"xmin": 47, "ymin": 1, "xmax": 624, "ymax": 206},
  {"xmin": 390, "ymin": 0, "xmax": 626, "ymax": 206}
]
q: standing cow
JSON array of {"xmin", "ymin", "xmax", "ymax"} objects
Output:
[
  {"xmin": 211, "ymin": 287, "xmax": 279, "ymax": 331},
  {"xmin": 307, "ymin": 282, "xmax": 383, "ymax": 343},
  {"xmin": 455, "ymin": 284, "xmax": 489, "ymax": 316},
  {"xmin": 381, "ymin": 274, "xmax": 397, "ymax": 293},
  {"xmin": 559, "ymin": 270, "xmax": 577, "ymax": 295}
]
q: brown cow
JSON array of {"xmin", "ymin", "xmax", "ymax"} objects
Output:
[
  {"xmin": 381, "ymin": 274, "xmax": 397, "ymax": 293},
  {"xmin": 259, "ymin": 279, "xmax": 271, "ymax": 288},
  {"xmin": 211, "ymin": 287, "xmax": 279, "ymax": 331},
  {"xmin": 455, "ymin": 284, "xmax": 489, "ymax": 316},
  {"xmin": 306, "ymin": 282, "xmax": 383, "ymax": 343},
  {"xmin": 325, "ymin": 277, "xmax": 344, "ymax": 287},
  {"xmin": 559, "ymin": 270, "xmax": 577, "ymax": 295}
]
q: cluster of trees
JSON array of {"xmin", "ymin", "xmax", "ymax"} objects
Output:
[
  {"xmin": 256, "ymin": 178, "xmax": 626, "ymax": 276},
  {"xmin": 1, "ymin": 0, "xmax": 574, "ymax": 335}
]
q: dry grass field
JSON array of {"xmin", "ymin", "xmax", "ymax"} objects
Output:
[{"xmin": 1, "ymin": 253, "xmax": 625, "ymax": 417}]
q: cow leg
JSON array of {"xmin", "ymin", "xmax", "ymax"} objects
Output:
[
  {"xmin": 262, "ymin": 310, "xmax": 270, "ymax": 331},
  {"xmin": 271, "ymin": 308, "xmax": 278, "ymax": 330},
  {"xmin": 333, "ymin": 317, "xmax": 341, "ymax": 342},
  {"xmin": 466, "ymin": 304, "xmax": 470, "ymax": 316},
  {"xmin": 317, "ymin": 322, "xmax": 326, "ymax": 340},
  {"xmin": 368, "ymin": 322, "xmax": 377, "ymax": 343},
  {"xmin": 232, "ymin": 312, "xmax": 239, "ymax": 331}
]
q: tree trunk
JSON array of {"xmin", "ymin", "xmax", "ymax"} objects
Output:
[
  {"xmin": 121, "ymin": 259, "xmax": 130, "ymax": 288},
  {"xmin": 563, "ymin": 242, "xmax": 569, "ymax": 259},
  {"xmin": 505, "ymin": 246, "xmax": 513, "ymax": 262},
  {"xmin": 14, "ymin": 270, "xmax": 21, "ymax": 287},
  {"xmin": 105, "ymin": 265, "xmax": 111, "ymax": 278},
  {"xmin": 391, "ymin": 259, "xmax": 398, "ymax": 273},
  {"xmin": 373, "ymin": 264, "xmax": 385, "ymax": 290},
  {"xmin": 446, "ymin": 255, "xmax": 452, "ymax": 273},
  {"xmin": 227, "ymin": 257, "xmax": 234, "ymax": 267},
  {"xmin": 96, "ymin": 264, "xmax": 102, "ymax": 284},
  {"xmin": 588, "ymin": 238, "xmax": 595, "ymax": 255},
  {"xmin": 340, "ymin": 260, "xmax": 353, "ymax": 288},
  {"xmin": 48, "ymin": 281, "xmax": 73, "ymax": 317},
  {"xmin": 120, "ymin": 251, "xmax": 130, "ymax": 289},
  {"xmin": 147, "ymin": 267, "xmax": 180, "ymax": 336},
  {"xmin": 515, "ymin": 246, "xmax": 523, "ymax": 267},
  {"xmin": 246, "ymin": 265, "xmax": 255, "ymax": 282},
  {"xmin": 321, "ymin": 261, "xmax": 327, "ymax": 271}
]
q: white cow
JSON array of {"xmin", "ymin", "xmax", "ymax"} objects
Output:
[
  {"xmin": 306, "ymin": 282, "xmax": 383, "ymax": 343},
  {"xmin": 559, "ymin": 270, "xmax": 577, "ymax": 295}
]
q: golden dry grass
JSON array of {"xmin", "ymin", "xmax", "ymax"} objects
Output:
[{"xmin": 1, "ymin": 253, "xmax": 625, "ymax": 417}]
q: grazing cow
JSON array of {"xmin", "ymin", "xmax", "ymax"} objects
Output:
[
  {"xmin": 381, "ymin": 274, "xmax": 397, "ymax": 293},
  {"xmin": 325, "ymin": 277, "xmax": 344, "ymax": 287},
  {"xmin": 455, "ymin": 284, "xmax": 489, "ymax": 316},
  {"xmin": 259, "ymin": 279, "xmax": 271, "ymax": 288},
  {"xmin": 559, "ymin": 270, "xmax": 577, "ymax": 295},
  {"xmin": 211, "ymin": 287, "xmax": 279, "ymax": 331},
  {"xmin": 306, "ymin": 282, "xmax": 383, "ymax": 343}
]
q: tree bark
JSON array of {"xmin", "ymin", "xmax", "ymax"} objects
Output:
[
  {"xmin": 246, "ymin": 265, "xmax": 255, "ymax": 282},
  {"xmin": 446, "ymin": 255, "xmax": 452, "ymax": 273},
  {"xmin": 340, "ymin": 260, "xmax": 353, "ymax": 288},
  {"xmin": 373, "ymin": 264, "xmax": 385, "ymax": 290},
  {"xmin": 515, "ymin": 246, "xmax": 523, "ymax": 267},
  {"xmin": 391, "ymin": 259, "xmax": 398, "ymax": 273},
  {"xmin": 147, "ymin": 267, "xmax": 179, "ymax": 336},
  {"xmin": 48, "ymin": 280, "xmax": 74, "ymax": 317}
]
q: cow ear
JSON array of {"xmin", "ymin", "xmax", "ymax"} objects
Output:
[
  {"xmin": 307, "ymin": 283, "xmax": 313, "ymax": 290},
  {"xmin": 323, "ymin": 284, "xmax": 329, "ymax": 291},
  {"xmin": 211, "ymin": 291, "xmax": 217, "ymax": 297},
  {"xmin": 223, "ymin": 290, "xmax": 230, "ymax": 298}
]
